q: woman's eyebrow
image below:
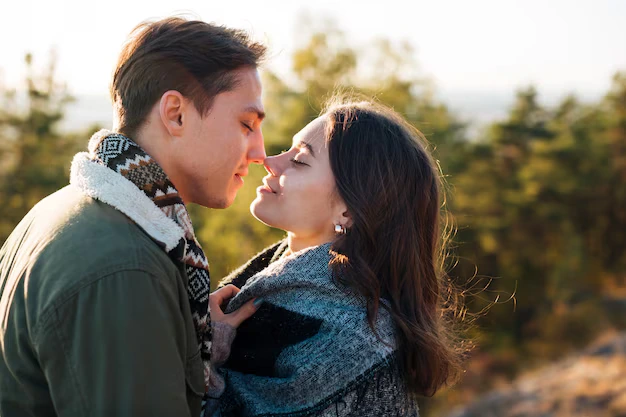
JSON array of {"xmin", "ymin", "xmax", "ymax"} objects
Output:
[{"xmin": 296, "ymin": 141, "xmax": 316, "ymax": 157}]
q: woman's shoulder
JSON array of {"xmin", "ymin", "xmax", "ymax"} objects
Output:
[{"xmin": 217, "ymin": 239, "xmax": 288, "ymax": 289}]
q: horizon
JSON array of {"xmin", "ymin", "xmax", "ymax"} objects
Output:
[{"xmin": 56, "ymin": 87, "xmax": 609, "ymax": 134}]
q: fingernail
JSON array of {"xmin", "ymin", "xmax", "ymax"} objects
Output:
[{"xmin": 253, "ymin": 298, "xmax": 264, "ymax": 307}]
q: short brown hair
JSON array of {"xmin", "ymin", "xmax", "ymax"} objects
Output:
[{"xmin": 111, "ymin": 17, "xmax": 267, "ymax": 138}]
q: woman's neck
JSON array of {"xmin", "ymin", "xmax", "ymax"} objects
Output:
[{"xmin": 286, "ymin": 231, "xmax": 334, "ymax": 257}]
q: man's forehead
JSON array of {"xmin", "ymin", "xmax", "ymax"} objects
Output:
[
  {"xmin": 228, "ymin": 67, "xmax": 262, "ymax": 101},
  {"xmin": 235, "ymin": 67, "xmax": 263, "ymax": 95}
]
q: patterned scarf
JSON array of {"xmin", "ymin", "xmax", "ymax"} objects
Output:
[{"xmin": 86, "ymin": 129, "xmax": 212, "ymax": 388}]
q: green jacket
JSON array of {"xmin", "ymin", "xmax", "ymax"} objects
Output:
[{"xmin": 0, "ymin": 185, "xmax": 204, "ymax": 416}]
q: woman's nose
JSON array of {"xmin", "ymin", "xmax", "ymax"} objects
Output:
[{"xmin": 264, "ymin": 155, "xmax": 279, "ymax": 177}]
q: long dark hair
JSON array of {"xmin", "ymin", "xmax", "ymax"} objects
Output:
[{"xmin": 324, "ymin": 99, "xmax": 462, "ymax": 397}]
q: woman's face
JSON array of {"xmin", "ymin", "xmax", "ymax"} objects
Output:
[{"xmin": 250, "ymin": 116, "xmax": 348, "ymax": 245}]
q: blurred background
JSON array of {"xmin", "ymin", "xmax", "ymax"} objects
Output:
[{"xmin": 1, "ymin": 0, "xmax": 625, "ymax": 415}]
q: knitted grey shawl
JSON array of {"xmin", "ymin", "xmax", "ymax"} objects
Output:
[{"xmin": 214, "ymin": 241, "xmax": 420, "ymax": 417}]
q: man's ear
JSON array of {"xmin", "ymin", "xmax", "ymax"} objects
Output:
[{"xmin": 159, "ymin": 90, "xmax": 185, "ymax": 137}]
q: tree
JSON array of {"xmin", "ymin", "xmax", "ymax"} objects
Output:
[{"xmin": 0, "ymin": 53, "xmax": 80, "ymax": 243}]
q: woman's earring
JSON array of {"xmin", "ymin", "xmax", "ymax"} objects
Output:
[{"xmin": 334, "ymin": 224, "xmax": 346, "ymax": 235}]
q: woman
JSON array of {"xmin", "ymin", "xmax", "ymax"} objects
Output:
[{"xmin": 208, "ymin": 98, "xmax": 462, "ymax": 416}]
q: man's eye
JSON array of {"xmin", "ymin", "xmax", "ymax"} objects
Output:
[{"xmin": 241, "ymin": 123, "xmax": 253, "ymax": 132}]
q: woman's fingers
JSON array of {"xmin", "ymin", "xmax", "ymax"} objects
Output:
[
  {"xmin": 209, "ymin": 285, "xmax": 261, "ymax": 328},
  {"xmin": 209, "ymin": 284, "xmax": 240, "ymax": 309},
  {"xmin": 222, "ymin": 299, "xmax": 260, "ymax": 328}
]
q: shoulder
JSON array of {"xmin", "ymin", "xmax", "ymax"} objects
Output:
[
  {"xmin": 218, "ymin": 239, "xmax": 288, "ymax": 289},
  {"xmin": 33, "ymin": 185, "xmax": 177, "ymax": 274},
  {"xmin": 1, "ymin": 186, "xmax": 181, "ymax": 328}
]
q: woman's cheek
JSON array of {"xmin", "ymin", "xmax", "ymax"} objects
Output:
[{"xmin": 286, "ymin": 176, "xmax": 322, "ymax": 200}]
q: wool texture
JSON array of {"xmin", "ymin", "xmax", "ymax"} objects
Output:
[{"xmin": 213, "ymin": 241, "xmax": 420, "ymax": 417}]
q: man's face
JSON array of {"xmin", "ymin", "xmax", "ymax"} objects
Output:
[{"xmin": 171, "ymin": 67, "xmax": 266, "ymax": 208}]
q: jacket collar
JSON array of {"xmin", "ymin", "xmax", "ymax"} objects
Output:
[{"xmin": 69, "ymin": 152, "xmax": 185, "ymax": 252}]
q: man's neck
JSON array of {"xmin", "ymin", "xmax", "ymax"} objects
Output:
[{"xmin": 131, "ymin": 128, "xmax": 190, "ymax": 203}]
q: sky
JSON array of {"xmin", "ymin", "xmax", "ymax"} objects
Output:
[{"xmin": 1, "ymin": 0, "xmax": 625, "ymax": 117}]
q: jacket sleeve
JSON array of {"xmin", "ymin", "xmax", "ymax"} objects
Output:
[{"xmin": 32, "ymin": 268, "xmax": 199, "ymax": 417}]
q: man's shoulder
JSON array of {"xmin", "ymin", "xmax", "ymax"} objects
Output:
[
  {"xmin": 25, "ymin": 185, "xmax": 174, "ymax": 267},
  {"xmin": 1, "ymin": 186, "xmax": 182, "ymax": 324}
]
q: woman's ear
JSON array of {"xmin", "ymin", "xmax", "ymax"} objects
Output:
[
  {"xmin": 159, "ymin": 90, "xmax": 185, "ymax": 137},
  {"xmin": 340, "ymin": 209, "xmax": 353, "ymax": 229},
  {"xmin": 334, "ymin": 200, "xmax": 352, "ymax": 229}
]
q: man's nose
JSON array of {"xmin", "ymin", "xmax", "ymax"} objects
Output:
[{"xmin": 248, "ymin": 131, "xmax": 266, "ymax": 164}]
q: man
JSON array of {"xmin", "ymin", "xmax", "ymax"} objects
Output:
[{"xmin": 0, "ymin": 17, "xmax": 266, "ymax": 416}]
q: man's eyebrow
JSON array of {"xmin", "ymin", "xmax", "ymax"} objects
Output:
[
  {"xmin": 243, "ymin": 105, "xmax": 265, "ymax": 121},
  {"xmin": 297, "ymin": 141, "xmax": 315, "ymax": 157}
]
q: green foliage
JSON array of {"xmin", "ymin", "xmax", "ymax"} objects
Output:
[
  {"xmin": 0, "ymin": 53, "xmax": 83, "ymax": 241},
  {"xmin": 451, "ymin": 78, "xmax": 626, "ymax": 349}
]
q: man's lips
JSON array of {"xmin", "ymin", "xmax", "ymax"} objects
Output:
[{"xmin": 234, "ymin": 169, "xmax": 248, "ymax": 185}]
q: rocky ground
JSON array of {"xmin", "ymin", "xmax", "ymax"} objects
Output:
[{"xmin": 446, "ymin": 332, "xmax": 626, "ymax": 417}]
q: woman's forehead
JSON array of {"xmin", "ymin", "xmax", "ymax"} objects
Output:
[{"xmin": 293, "ymin": 116, "xmax": 326, "ymax": 147}]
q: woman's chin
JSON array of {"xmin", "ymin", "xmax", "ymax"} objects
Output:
[{"xmin": 250, "ymin": 199, "xmax": 277, "ymax": 228}]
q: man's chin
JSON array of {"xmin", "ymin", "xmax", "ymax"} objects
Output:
[
  {"xmin": 217, "ymin": 195, "xmax": 236, "ymax": 209},
  {"xmin": 195, "ymin": 193, "xmax": 232, "ymax": 209}
]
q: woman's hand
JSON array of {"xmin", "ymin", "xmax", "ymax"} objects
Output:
[
  {"xmin": 209, "ymin": 284, "xmax": 259, "ymax": 328},
  {"xmin": 208, "ymin": 285, "xmax": 260, "ymax": 391}
]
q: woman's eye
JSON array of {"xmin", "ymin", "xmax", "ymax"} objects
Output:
[
  {"xmin": 290, "ymin": 158, "xmax": 308, "ymax": 167},
  {"xmin": 241, "ymin": 122, "xmax": 253, "ymax": 133}
]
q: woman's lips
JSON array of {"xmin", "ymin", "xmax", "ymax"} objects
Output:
[{"xmin": 258, "ymin": 179, "xmax": 277, "ymax": 194}]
